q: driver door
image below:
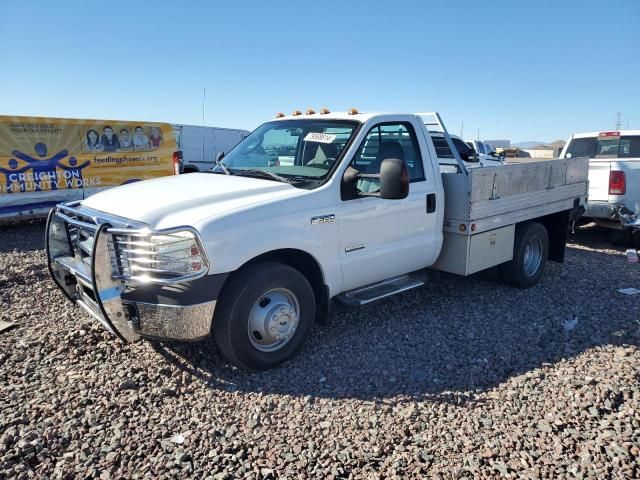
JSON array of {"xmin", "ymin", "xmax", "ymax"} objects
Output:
[{"xmin": 337, "ymin": 120, "xmax": 440, "ymax": 291}]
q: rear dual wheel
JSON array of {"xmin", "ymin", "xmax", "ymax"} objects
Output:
[{"xmin": 213, "ymin": 262, "xmax": 315, "ymax": 371}]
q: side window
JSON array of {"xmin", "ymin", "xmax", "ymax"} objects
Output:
[
  {"xmin": 431, "ymin": 137, "xmax": 454, "ymax": 158},
  {"xmin": 452, "ymin": 138, "xmax": 472, "ymax": 156},
  {"xmin": 619, "ymin": 136, "xmax": 640, "ymax": 158},
  {"xmin": 351, "ymin": 123, "xmax": 424, "ymax": 182},
  {"xmin": 347, "ymin": 123, "xmax": 425, "ymax": 195},
  {"xmin": 565, "ymin": 137, "xmax": 596, "ymax": 158}
]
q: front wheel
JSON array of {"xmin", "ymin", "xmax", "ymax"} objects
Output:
[
  {"xmin": 500, "ymin": 222, "xmax": 549, "ymax": 288},
  {"xmin": 213, "ymin": 262, "xmax": 315, "ymax": 370}
]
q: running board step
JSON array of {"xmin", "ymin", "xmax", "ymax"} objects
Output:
[{"xmin": 336, "ymin": 274, "xmax": 425, "ymax": 306}]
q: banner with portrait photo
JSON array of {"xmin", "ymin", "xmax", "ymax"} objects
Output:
[{"xmin": 0, "ymin": 116, "xmax": 176, "ymax": 196}]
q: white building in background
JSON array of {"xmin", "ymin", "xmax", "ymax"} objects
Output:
[
  {"xmin": 523, "ymin": 144, "xmax": 555, "ymax": 159},
  {"xmin": 523, "ymin": 140, "xmax": 566, "ymax": 159}
]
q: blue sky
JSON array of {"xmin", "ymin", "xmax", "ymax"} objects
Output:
[{"xmin": 1, "ymin": 0, "xmax": 638, "ymax": 142}]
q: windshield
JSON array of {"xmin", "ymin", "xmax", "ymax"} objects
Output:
[
  {"xmin": 565, "ymin": 135, "xmax": 640, "ymax": 159},
  {"xmin": 219, "ymin": 119, "xmax": 358, "ymax": 183}
]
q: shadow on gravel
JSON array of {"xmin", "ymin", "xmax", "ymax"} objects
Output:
[
  {"xmin": 152, "ymin": 230, "xmax": 640, "ymax": 404},
  {"xmin": 571, "ymin": 221, "xmax": 640, "ymax": 249},
  {"xmin": 0, "ymin": 219, "xmax": 46, "ymax": 253}
]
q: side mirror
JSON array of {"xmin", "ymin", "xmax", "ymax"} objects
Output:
[
  {"xmin": 462, "ymin": 149, "xmax": 479, "ymax": 163},
  {"xmin": 379, "ymin": 158, "xmax": 409, "ymax": 200},
  {"xmin": 216, "ymin": 152, "xmax": 225, "ymax": 163}
]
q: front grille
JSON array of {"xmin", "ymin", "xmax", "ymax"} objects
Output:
[
  {"xmin": 55, "ymin": 204, "xmax": 127, "ymax": 278},
  {"xmin": 58, "ymin": 208, "xmax": 99, "ymax": 269},
  {"xmin": 52, "ymin": 203, "xmax": 206, "ymax": 286}
]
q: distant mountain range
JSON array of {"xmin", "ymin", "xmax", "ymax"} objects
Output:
[
  {"xmin": 512, "ymin": 141, "xmax": 547, "ymax": 148},
  {"xmin": 512, "ymin": 140, "xmax": 566, "ymax": 149}
]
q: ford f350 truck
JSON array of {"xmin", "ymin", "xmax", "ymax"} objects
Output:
[
  {"xmin": 46, "ymin": 110, "xmax": 588, "ymax": 370},
  {"xmin": 561, "ymin": 130, "xmax": 640, "ymax": 233}
]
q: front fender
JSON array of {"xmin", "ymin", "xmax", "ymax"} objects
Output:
[{"xmin": 197, "ymin": 213, "xmax": 343, "ymax": 297}]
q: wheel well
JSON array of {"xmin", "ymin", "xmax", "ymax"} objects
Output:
[
  {"xmin": 239, "ymin": 249, "xmax": 329, "ymax": 323},
  {"xmin": 527, "ymin": 209, "xmax": 571, "ymax": 263}
]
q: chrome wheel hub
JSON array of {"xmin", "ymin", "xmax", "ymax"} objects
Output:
[
  {"xmin": 248, "ymin": 288, "xmax": 300, "ymax": 352},
  {"xmin": 523, "ymin": 237, "xmax": 543, "ymax": 277}
]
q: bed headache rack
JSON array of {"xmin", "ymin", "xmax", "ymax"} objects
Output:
[{"xmin": 416, "ymin": 112, "xmax": 469, "ymax": 177}]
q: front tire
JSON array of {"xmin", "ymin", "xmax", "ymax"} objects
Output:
[
  {"xmin": 213, "ymin": 262, "xmax": 315, "ymax": 370},
  {"xmin": 500, "ymin": 222, "xmax": 549, "ymax": 288}
]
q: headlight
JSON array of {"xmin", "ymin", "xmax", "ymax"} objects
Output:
[{"xmin": 110, "ymin": 229, "xmax": 209, "ymax": 284}]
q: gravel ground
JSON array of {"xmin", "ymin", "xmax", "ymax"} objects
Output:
[{"xmin": 1, "ymin": 221, "xmax": 639, "ymax": 479}]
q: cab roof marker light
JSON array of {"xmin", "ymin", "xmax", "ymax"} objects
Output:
[
  {"xmin": 292, "ymin": 110, "xmax": 302, "ymax": 116},
  {"xmin": 348, "ymin": 108, "xmax": 359, "ymax": 115},
  {"xmin": 320, "ymin": 107, "xmax": 330, "ymax": 114},
  {"xmin": 275, "ymin": 112, "xmax": 285, "ymax": 118},
  {"xmin": 306, "ymin": 108, "xmax": 316, "ymax": 115}
]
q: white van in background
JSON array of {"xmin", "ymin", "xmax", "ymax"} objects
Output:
[{"xmin": 172, "ymin": 125, "xmax": 250, "ymax": 173}]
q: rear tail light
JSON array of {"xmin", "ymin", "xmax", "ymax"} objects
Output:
[
  {"xmin": 172, "ymin": 151, "xmax": 183, "ymax": 175},
  {"xmin": 609, "ymin": 170, "xmax": 626, "ymax": 195}
]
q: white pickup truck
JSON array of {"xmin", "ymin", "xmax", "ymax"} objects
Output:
[
  {"xmin": 561, "ymin": 130, "xmax": 640, "ymax": 233},
  {"xmin": 429, "ymin": 132, "xmax": 503, "ymax": 168},
  {"xmin": 46, "ymin": 111, "xmax": 588, "ymax": 370}
]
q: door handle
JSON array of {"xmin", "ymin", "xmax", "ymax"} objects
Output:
[{"xmin": 426, "ymin": 193, "xmax": 436, "ymax": 213}]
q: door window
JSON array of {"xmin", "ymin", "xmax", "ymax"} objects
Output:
[{"xmin": 350, "ymin": 123, "xmax": 424, "ymax": 191}]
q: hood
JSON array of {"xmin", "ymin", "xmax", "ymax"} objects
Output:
[{"xmin": 81, "ymin": 173, "xmax": 302, "ymax": 229}]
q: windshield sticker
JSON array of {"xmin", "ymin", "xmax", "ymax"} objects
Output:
[{"xmin": 304, "ymin": 132, "xmax": 337, "ymax": 144}]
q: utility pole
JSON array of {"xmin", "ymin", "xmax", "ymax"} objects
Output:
[
  {"xmin": 615, "ymin": 112, "xmax": 622, "ymax": 130},
  {"xmin": 460, "ymin": 121, "xmax": 464, "ymax": 138},
  {"xmin": 626, "ymin": 117, "xmax": 630, "ymax": 129},
  {"xmin": 202, "ymin": 88, "xmax": 206, "ymax": 161},
  {"xmin": 202, "ymin": 88, "xmax": 206, "ymax": 127},
  {"xmin": 477, "ymin": 128, "xmax": 480, "ymax": 141}
]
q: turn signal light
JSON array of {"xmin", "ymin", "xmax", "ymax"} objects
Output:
[{"xmin": 609, "ymin": 170, "xmax": 626, "ymax": 195}]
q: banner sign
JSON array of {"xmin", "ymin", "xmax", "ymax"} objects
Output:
[{"xmin": 0, "ymin": 116, "xmax": 176, "ymax": 194}]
